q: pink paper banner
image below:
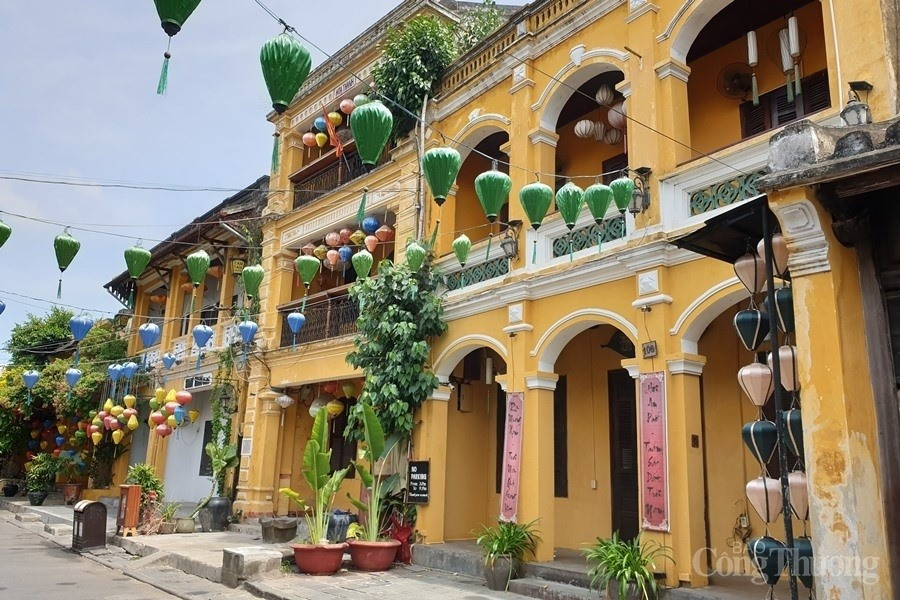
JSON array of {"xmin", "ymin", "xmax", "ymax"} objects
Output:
[
  {"xmin": 499, "ymin": 392, "xmax": 524, "ymax": 522},
  {"xmin": 640, "ymin": 372, "xmax": 669, "ymax": 532}
]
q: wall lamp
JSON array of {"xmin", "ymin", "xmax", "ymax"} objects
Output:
[
  {"xmin": 500, "ymin": 219, "xmax": 523, "ymax": 260},
  {"xmin": 620, "ymin": 167, "xmax": 652, "ymax": 215},
  {"xmin": 841, "ymin": 81, "xmax": 873, "ymax": 126}
]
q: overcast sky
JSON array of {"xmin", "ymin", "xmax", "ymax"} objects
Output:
[{"xmin": 0, "ymin": 2, "xmax": 528, "ymax": 363}]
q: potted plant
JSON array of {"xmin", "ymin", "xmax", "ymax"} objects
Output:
[
  {"xmin": 582, "ymin": 533, "xmax": 672, "ymax": 600},
  {"xmin": 190, "ymin": 441, "xmax": 239, "ymax": 533},
  {"xmin": 345, "ymin": 404, "xmax": 402, "ymax": 571},
  {"xmin": 474, "ymin": 519, "xmax": 541, "ymax": 591},
  {"xmin": 58, "ymin": 453, "xmax": 87, "ymax": 505},
  {"xmin": 25, "ymin": 453, "xmax": 59, "ymax": 506},
  {"xmin": 159, "ymin": 502, "xmax": 180, "ymax": 534},
  {"xmin": 279, "ymin": 409, "xmax": 350, "ymax": 575}
]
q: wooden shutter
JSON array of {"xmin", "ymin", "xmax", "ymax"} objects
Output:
[
  {"xmin": 771, "ymin": 85, "xmax": 799, "ymax": 128},
  {"xmin": 802, "ymin": 70, "xmax": 831, "ymax": 115},
  {"xmin": 554, "ymin": 375, "xmax": 568, "ymax": 498},
  {"xmin": 602, "ymin": 153, "xmax": 629, "ymax": 185},
  {"xmin": 740, "ymin": 69, "xmax": 830, "ymax": 139},
  {"xmin": 741, "ymin": 101, "xmax": 769, "ymax": 137}
]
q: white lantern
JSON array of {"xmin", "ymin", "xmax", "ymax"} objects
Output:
[
  {"xmin": 275, "ymin": 394, "xmax": 295, "ymax": 409},
  {"xmin": 607, "ymin": 101, "xmax": 627, "ymax": 130},
  {"xmin": 603, "ymin": 127, "xmax": 623, "ymax": 145},
  {"xmin": 309, "ymin": 393, "xmax": 333, "ymax": 418},
  {"xmin": 595, "ymin": 83, "xmax": 614, "ymax": 106},
  {"xmin": 574, "ymin": 119, "xmax": 595, "ymax": 139},
  {"xmin": 593, "ymin": 121, "xmax": 607, "ymax": 142}
]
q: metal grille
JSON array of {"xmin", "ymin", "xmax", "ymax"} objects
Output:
[
  {"xmin": 445, "ymin": 256, "xmax": 509, "ymax": 291},
  {"xmin": 689, "ymin": 170, "xmax": 766, "ymax": 216},
  {"xmin": 279, "ymin": 293, "xmax": 359, "ymax": 348},
  {"xmin": 292, "ymin": 150, "xmax": 390, "ymax": 210},
  {"xmin": 551, "ymin": 214, "xmax": 626, "ymax": 258}
]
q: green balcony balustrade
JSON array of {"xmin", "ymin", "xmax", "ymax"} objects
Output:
[
  {"xmin": 445, "ymin": 255, "xmax": 509, "ymax": 291},
  {"xmin": 551, "ymin": 214, "xmax": 626, "ymax": 259},
  {"xmin": 689, "ymin": 170, "xmax": 767, "ymax": 216}
]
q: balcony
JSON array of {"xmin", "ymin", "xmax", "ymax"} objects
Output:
[
  {"xmin": 278, "ymin": 287, "xmax": 359, "ymax": 348},
  {"xmin": 291, "ymin": 149, "xmax": 390, "ymax": 211}
]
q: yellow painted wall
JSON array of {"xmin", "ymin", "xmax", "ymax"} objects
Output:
[
  {"xmin": 452, "ymin": 151, "xmax": 495, "ymax": 249},
  {"xmin": 555, "ymin": 118, "xmax": 625, "ymax": 184}
]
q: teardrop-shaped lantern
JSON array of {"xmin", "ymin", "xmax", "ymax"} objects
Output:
[
  {"xmin": 734, "ymin": 252, "xmax": 766, "ymax": 294},
  {"xmin": 788, "ymin": 470, "xmax": 809, "ymax": 520},
  {"xmin": 0, "ymin": 300, "xmax": 5, "ymax": 315},
  {"xmin": 422, "ymin": 148, "xmax": 462, "ymax": 206},
  {"xmin": 238, "ymin": 320, "xmax": 258, "ymax": 345},
  {"xmin": 757, "ymin": 233, "xmax": 789, "ymax": 277},
  {"xmin": 162, "ymin": 354, "xmax": 177, "ymax": 370},
  {"xmin": 746, "ymin": 476, "xmax": 783, "ymax": 523},
  {"xmin": 326, "ymin": 249, "xmax": 340, "ymax": 267},
  {"xmin": 122, "ymin": 362, "xmax": 139, "ymax": 380},
  {"xmin": 124, "ymin": 245, "xmax": 152, "ymax": 280},
  {"xmin": 287, "ymin": 311, "xmax": 306, "ymax": 334},
  {"xmin": 352, "ymin": 250, "xmax": 374, "ymax": 279},
  {"xmin": 375, "ymin": 224, "xmax": 395, "ymax": 243},
  {"xmin": 153, "ymin": 0, "xmax": 201, "ymax": 36},
  {"xmin": 785, "ymin": 408, "xmax": 804, "ymax": 459},
  {"xmin": 350, "ymin": 100, "xmax": 393, "ymax": 170},
  {"xmin": 54, "ymin": 229, "xmax": 81, "ymax": 298},
  {"xmin": 186, "ymin": 250, "xmax": 210, "ymax": 287},
  {"xmin": 294, "ymin": 255, "xmax": 321, "ymax": 289},
  {"xmin": 609, "ymin": 177, "xmax": 634, "ymax": 214},
  {"xmin": 139, "ymin": 322, "xmax": 161, "ymax": 348},
  {"xmin": 364, "ymin": 235, "xmax": 379, "ymax": 252},
  {"xmin": 767, "ymin": 345, "xmax": 798, "ymax": 391},
  {"xmin": 69, "ymin": 315, "xmax": 94, "ymax": 342},
  {"xmin": 737, "ymin": 362, "xmax": 773, "ymax": 407},
  {"xmin": 362, "ymin": 216, "xmax": 381, "ymax": 234},
  {"xmin": 519, "ymin": 182, "xmax": 554, "ymax": 230},
  {"xmin": 406, "ymin": 242, "xmax": 427, "ymax": 273},
  {"xmin": 242, "ymin": 264, "xmax": 265, "ymax": 299},
  {"xmin": 741, "ymin": 420, "xmax": 778, "ymax": 464},
  {"xmin": 65, "ymin": 368, "xmax": 82, "ymax": 389},
  {"xmin": 475, "ymin": 170, "xmax": 512, "ymax": 223},
  {"xmin": 453, "ymin": 234, "xmax": 472, "ymax": 267},
  {"xmin": 555, "ymin": 182, "xmax": 585, "ymax": 230},
  {"xmin": 774, "ymin": 287, "xmax": 794, "ymax": 333},
  {"xmin": 193, "ymin": 324, "xmax": 213, "ymax": 349},
  {"xmin": 747, "ymin": 536, "xmax": 787, "ymax": 586},
  {"xmin": 0, "ymin": 220, "xmax": 11, "ymax": 248},
  {"xmin": 734, "ymin": 309, "xmax": 770, "ymax": 352},
  {"xmin": 583, "ymin": 183, "xmax": 614, "ymax": 224},
  {"xmin": 107, "ymin": 364, "xmax": 123, "ymax": 382},
  {"xmin": 23, "ymin": 370, "xmax": 40, "ymax": 389},
  {"xmin": 794, "ymin": 537, "xmax": 814, "ymax": 589},
  {"xmin": 260, "ymin": 33, "xmax": 312, "ymax": 114}
]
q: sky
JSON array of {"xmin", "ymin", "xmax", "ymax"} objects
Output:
[{"xmin": 0, "ymin": 1, "xmax": 529, "ymax": 364}]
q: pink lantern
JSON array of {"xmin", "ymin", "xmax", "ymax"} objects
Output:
[
  {"xmin": 737, "ymin": 363, "xmax": 773, "ymax": 407},
  {"xmin": 88, "ymin": 424, "xmax": 101, "ymax": 434},
  {"xmin": 757, "ymin": 234, "xmax": 789, "ymax": 277},
  {"xmin": 746, "ymin": 477, "xmax": 783, "ymax": 523},
  {"xmin": 155, "ymin": 424, "xmax": 173, "ymax": 438},
  {"xmin": 734, "ymin": 252, "xmax": 766, "ymax": 294},
  {"xmin": 150, "ymin": 411, "xmax": 166, "ymax": 425},
  {"xmin": 364, "ymin": 235, "xmax": 378, "ymax": 252},
  {"xmin": 340, "ymin": 98, "xmax": 355, "ymax": 115},
  {"xmin": 102, "ymin": 416, "xmax": 114, "ymax": 430},
  {"xmin": 339, "ymin": 228, "xmax": 353, "ymax": 244},
  {"xmin": 302, "ymin": 132, "xmax": 317, "ymax": 148},
  {"xmin": 788, "ymin": 471, "xmax": 809, "ymax": 520},
  {"xmin": 164, "ymin": 401, "xmax": 179, "ymax": 415},
  {"xmin": 325, "ymin": 232, "xmax": 342, "ymax": 248},
  {"xmin": 768, "ymin": 345, "xmax": 799, "ymax": 391},
  {"xmin": 108, "ymin": 419, "xmax": 122, "ymax": 431},
  {"xmin": 123, "ymin": 408, "xmax": 138, "ymax": 419},
  {"xmin": 176, "ymin": 390, "xmax": 192, "ymax": 405},
  {"xmin": 301, "ymin": 242, "xmax": 316, "ymax": 256},
  {"xmin": 326, "ymin": 249, "xmax": 340, "ymax": 266},
  {"xmin": 323, "ymin": 381, "xmax": 338, "ymax": 394},
  {"xmin": 375, "ymin": 224, "xmax": 395, "ymax": 243}
]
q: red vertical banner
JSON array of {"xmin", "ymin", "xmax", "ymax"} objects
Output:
[
  {"xmin": 499, "ymin": 392, "xmax": 524, "ymax": 522},
  {"xmin": 640, "ymin": 372, "xmax": 669, "ymax": 532}
]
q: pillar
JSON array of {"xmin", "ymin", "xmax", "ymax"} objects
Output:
[
  {"xmin": 519, "ymin": 371, "xmax": 557, "ymax": 562},
  {"xmin": 413, "ymin": 385, "xmax": 451, "ymax": 544},
  {"xmin": 233, "ymin": 386, "xmax": 281, "ymax": 517}
]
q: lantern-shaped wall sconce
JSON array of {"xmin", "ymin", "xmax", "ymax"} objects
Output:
[
  {"xmin": 841, "ymin": 83, "xmax": 873, "ymax": 126},
  {"xmin": 500, "ymin": 221, "xmax": 522, "ymax": 260}
]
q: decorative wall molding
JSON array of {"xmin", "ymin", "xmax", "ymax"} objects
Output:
[
  {"xmin": 525, "ymin": 372, "xmax": 559, "ymax": 391},
  {"xmin": 655, "ymin": 59, "xmax": 691, "ymax": 82},
  {"xmin": 433, "ymin": 334, "xmax": 509, "ymax": 379},
  {"xmin": 666, "ymin": 355, "xmax": 706, "ymax": 376},
  {"xmin": 626, "ymin": 1, "xmax": 659, "ymax": 23},
  {"xmin": 772, "ymin": 199, "xmax": 831, "ymax": 277},
  {"xmin": 280, "ymin": 190, "xmax": 396, "ymax": 247},
  {"xmin": 528, "ymin": 127, "xmax": 561, "ymax": 147},
  {"xmin": 632, "ymin": 294, "xmax": 673, "ymax": 309},
  {"xmin": 670, "ymin": 277, "xmax": 748, "ymax": 354},
  {"xmin": 531, "ymin": 308, "xmax": 640, "ymax": 371}
]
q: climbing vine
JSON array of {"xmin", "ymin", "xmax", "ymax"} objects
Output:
[{"xmin": 208, "ymin": 345, "xmax": 236, "ymax": 496}]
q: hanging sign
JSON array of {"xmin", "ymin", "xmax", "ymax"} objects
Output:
[
  {"xmin": 499, "ymin": 392, "xmax": 524, "ymax": 522},
  {"xmin": 640, "ymin": 371, "xmax": 669, "ymax": 532},
  {"xmin": 407, "ymin": 460, "xmax": 430, "ymax": 504}
]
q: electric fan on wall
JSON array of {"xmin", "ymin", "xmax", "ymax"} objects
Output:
[{"xmin": 717, "ymin": 62, "xmax": 754, "ymax": 101}]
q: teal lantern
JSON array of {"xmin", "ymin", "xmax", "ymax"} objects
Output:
[
  {"xmin": 54, "ymin": 229, "xmax": 81, "ymax": 299},
  {"xmin": 405, "ymin": 242, "xmax": 427, "ymax": 273},
  {"xmin": 241, "ymin": 264, "xmax": 265, "ymax": 300},
  {"xmin": 474, "ymin": 169, "xmax": 511, "ymax": 223},
  {"xmin": 609, "ymin": 176, "xmax": 635, "ymax": 214},
  {"xmin": 152, "ymin": 0, "xmax": 202, "ymax": 95},
  {"xmin": 422, "ymin": 148, "xmax": 462, "ymax": 206},
  {"xmin": 260, "ymin": 32, "xmax": 313, "ymax": 114},
  {"xmin": 350, "ymin": 100, "xmax": 393, "ymax": 170}
]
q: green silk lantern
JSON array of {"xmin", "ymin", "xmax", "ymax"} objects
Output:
[
  {"xmin": 260, "ymin": 32, "xmax": 313, "ymax": 114},
  {"xmin": 519, "ymin": 182, "xmax": 553, "ymax": 264},
  {"xmin": 152, "ymin": 0, "xmax": 202, "ymax": 95},
  {"xmin": 350, "ymin": 100, "xmax": 393, "ymax": 170},
  {"xmin": 54, "ymin": 229, "xmax": 81, "ymax": 299},
  {"xmin": 584, "ymin": 183, "xmax": 614, "ymax": 253},
  {"xmin": 185, "ymin": 250, "xmax": 210, "ymax": 287},
  {"xmin": 556, "ymin": 182, "xmax": 585, "ymax": 262},
  {"xmin": 609, "ymin": 176, "xmax": 635, "ymax": 214},
  {"xmin": 0, "ymin": 220, "xmax": 11, "ymax": 249},
  {"xmin": 453, "ymin": 234, "xmax": 471, "ymax": 267},
  {"xmin": 421, "ymin": 148, "xmax": 462, "ymax": 206},
  {"xmin": 474, "ymin": 169, "xmax": 511, "ymax": 223},
  {"xmin": 351, "ymin": 250, "xmax": 374, "ymax": 279},
  {"xmin": 241, "ymin": 264, "xmax": 265, "ymax": 299},
  {"xmin": 406, "ymin": 241, "xmax": 427, "ymax": 273},
  {"xmin": 295, "ymin": 255, "xmax": 321, "ymax": 311},
  {"xmin": 124, "ymin": 244, "xmax": 152, "ymax": 309}
]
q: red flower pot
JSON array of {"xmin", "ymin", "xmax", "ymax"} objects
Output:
[
  {"xmin": 348, "ymin": 539, "xmax": 400, "ymax": 572},
  {"xmin": 290, "ymin": 543, "xmax": 348, "ymax": 575}
]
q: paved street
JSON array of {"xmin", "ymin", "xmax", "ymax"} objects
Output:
[{"xmin": 0, "ymin": 519, "xmax": 175, "ymax": 600}]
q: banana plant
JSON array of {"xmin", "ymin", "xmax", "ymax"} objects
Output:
[
  {"xmin": 346, "ymin": 404, "xmax": 401, "ymax": 542},
  {"xmin": 191, "ymin": 441, "xmax": 239, "ymax": 519},
  {"xmin": 280, "ymin": 409, "xmax": 349, "ymax": 544}
]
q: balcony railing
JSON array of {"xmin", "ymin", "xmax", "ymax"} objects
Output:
[
  {"xmin": 279, "ymin": 288, "xmax": 359, "ymax": 348},
  {"xmin": 292, "ymin": 150, "xmax": 390, "ymax": 211}
]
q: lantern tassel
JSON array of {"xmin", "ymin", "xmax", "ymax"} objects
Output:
[
  {"xmin": 128, "ymin": 282, "xmax": 135, "ymax": 311},
  {"xmin": 485, "ymin": 233, "xmax": 493, "ymax": 261},
  {"xmin": 57, "ymin": 277, "xmax": 63, "ymax": 299},
  {"xmin": 532, "ymin": 239, "xmax": 537, "ymax": 265},
  {"xmin": 429, "ymin": 219, "xmax": 441, "ymax": 251},
  {"xmin": 568, "ymin": 233, "xmax": 574, "ymax": 263},
  {"xmin": 157, "ymin": 49, "xmax": 171, "ymax": 96},
  {"xmin": 356, "ymin": 190, "xmax": 368, "ymax": 226},
  {"xmin": 786, "ymin": 73, "xmax": 794, "ymax": 103},
  {"xmin": 751, "ymin": 73, "xmax": 759, "ymax": 106},
  {"xmin": 271, "ymin": 133, "xmax": 281, "ymax": 173},
  {"xmin": 794, "ymin": 63, "xmax": 802, "ymax": 96},
  {"xmin": 74, "ymin": 347, "xmax": 80, "ymax": 368}
]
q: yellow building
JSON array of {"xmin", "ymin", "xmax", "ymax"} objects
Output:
[{"xmin": 113, "ymin": 0, "xmax": 898, "ymax": 598}]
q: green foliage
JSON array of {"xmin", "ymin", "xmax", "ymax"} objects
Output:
[
  {"xmin": 58, "ymin": 452, "xmax": 87, "ymax": 483},
  {"xmin": 582, "ymin": 533, "xmax": 673, "ymax": 600},
  {"xmin": 372, "ymin": 15, "xmax": 457, "ymax": 141},
  {"xmin": 126, "ymin": 462, "xmax": 164, "ymax": 508},
  {"xmin": 346, "ymin": 252, "xmax": 446, "ymax": 442},
  {"xmin": 160, "ymin": 502, "xmax": 181, "ymax": 522},
  {"xmin": 26, "ymin": 453, "xmax": 60, "ymax": 493},
  {"xmin": 191, "ymin": 441, "xmax": 240, "ymax": 518},
  {"xmin": 208, "ymin": 346, "xmax": 236, "ymax": 496},
  {"xmin": 456, "ymin": 0, "xmax": 504, "ymax": 52},
  {"xmin": 90, "ymin": 439, "xmax": 128, "ymax": 489},
  {"xmin": 280, "ymin": 410, "xmax": 350, "ymax": 544},
  {"xmin": 5, "ymin": 307, "xmax": 72, "ymax": 368},
  {"xmin": 475, "ymin": 519, "xmax": 542, "ymax": 567}
]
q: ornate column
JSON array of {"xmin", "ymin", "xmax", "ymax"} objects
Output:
[
  {"xmin": 233, "ymin": 386, "xmax": 281, "ymax": 517},
  {"xmin": 412, "ymin": 385, "xmax": 451, "ymax": 544}
]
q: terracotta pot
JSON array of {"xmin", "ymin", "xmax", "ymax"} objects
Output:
[
  {"xmin": 159, "ymin": 521, "xmax": 176, "ymax": 535},
  {"xmin": 290, "ymin": 542, "xmax": 348, "ymax": 575},
  {"xmin": 483, "ymin": 556, "xmax": 522, "ymax": 591},
  {"xmin": 62, "ymin": 483, "xmax": 83, "ymax": 505},
  {"xmin": 348, "ymin": 539, "xmax": 400, "ymax": 571}
]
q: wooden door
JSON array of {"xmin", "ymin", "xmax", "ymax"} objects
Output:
[{"xmin": 609, "ymin": 369, "xmax": 639, "ymax": 540}]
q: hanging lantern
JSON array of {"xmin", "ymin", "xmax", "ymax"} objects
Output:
[
  {"xmin": 609, "ymin": 176, "xmax": 634, "ymax": 214},
  {"xmin": 123, "ymin": 394, "xmax": 137, "ymax": 409},
  {"xmin": 593, "ymin": 121, "xmax": 607, "ymax": 143},
  {"xmin": 193, "ymin": 323, "xmax": 213, "ymax": 349},
  {"xmin": 0, "ymin": 300, "xmax": 4, "ymax": 315},
  {"xmin": 350, "ymin": 230, "xmax": 366, "ymax": 246},
  {"xmin": 54, "ymin": 229, "xmax": 81, "ymax": 299},
  {"xmin": 0, "ymin": 220, "xmax": 11, "ymax": 248},
  {"xmin": 341, "ymin": 382, "xmax": 356, "ymax": 398},
  {"xmin": 162, "ymin": 354, "xmax": 177, "ymax": 371},
  {"xmin": 785, "ymin": 409, "xmax": 804, "ymax": 458},
  {"xmin": 65, "ymin": 368, "xmax": 82, "ymax": 390},
  {"xmin": 69, "ymin": 314, "xmax": 94, "ymax": 367},
  {"xmin": 421, "ymin": 148, "xmax": 462, "ymax": 206},
  {"xmin": 313, "ymin": 244, "xmax": 328, "ymax": 260},
  {"xmin": 174, "ymin": 405, "xmax": 187, "ymax": 425},
  {"xmin": 757, "ymin": 234, "xmax": 789, "ymax": 277},
  {"xmin": 350, "ymin": 100, "xmax": 393, "ymax": 170},
  {"xmin": 127, "ymin": 414, "xmax": 140, "ymax": 431},
  {"xmin": 574, "ymin": 120, "xmax": 595, "ymax": 139},
  {"xmin": 295, "ymin": 255, "xmax": 321, "ymax": 289},
  {"xmin": 734, "ymin": 252, "xmax": 766, "ymax": 294},
  {"xmin": 474, "ymin": 169, "xmax": 511, "ymax": 223},
  {"xmin": 315, "ymin": 132, "xmax": 328, "ymax": 148},
  {"xmin": 188, "ymin": 409, "xmax": 200, "ymax": 423},
  {"xmin": 794, "ymin": 537, "xmax": 814, "ymax": 590},
  {"xmin": 325, "ymin": 398, "xmax": 345, "ymax": 416},
  {"xmin": 175, "ymin": 390, "xmax": 191, "ymax": 406},
  {"xmin": 741, "ymin": 420, "xmax": 778, "ymax": 464},
  {"xmin": 241, "ymin": 264, "xmax": 265, "ymax": 300},
  {"xmin": 773, "ymin": 287, "xmax": 794, "ymax": 333},
  {"xmin": 314, "ymin": 116, "xmax": 328, "ymax": 132},
  {"xmin": 286, "ymin": 311, "xmax": 306, "ymax": 347},
  {"xmin": 607, "ymin": 100, "xmax": 627, "ymax": 130},
  {"xmin": 124, "ymin": 244, "xmax": 152, "ymax": 307},
  {"xmin": 603, "ymin": 127, "xmax": 623, "ymax": 145},
  {"xmin": 328, "ymin": 112, "xmax": 342, "ymax": 127},
  {"xmin": 453, "ymin": 235, "xmax": 472, "ymax": 268},
  {"xmin": 734, "ymin": 309, "xmax": 770, "ymax": 352},
  {"xmin": 321, "ymin": 381, "xmax": 337, "ymax": 394},
  {"xmin": 584, "ymin": 183, "xmax": 613, "ymax": 224},
  {"xmin": 122, "ymin": 361, "xmax": 139, "ymax": 381},
  {"xmin": 595, "ymin": 83, "xmax": 614, "ymax": 106},
  {"xmin": 302, "ymin": 132, "xmax": 317, "ymax": 154},
  {"xmin": 556, "ymin": 182, "xmax": 585, "ymax": 230},
  {"xmin": 338, "ymin": 228, "xmax": 353, "ymax": 245},
  {"xmin": 362, "ymin": 216, "xmax": 381, "ymax": 234},
  {"xmin": 747, "ymin": 536, "xmax": 787, "ymax": 587},
  {"xmin": 150, "ymin": 411, "xmax": 167, "ymax": 426},
  {"xmin": 339, "ymin": 98, "xmax": 355, "ymax": 115},
  {"xmin": 326, "ymin": 249, "xmax": 340, "ymax": 267},
  {"xmin": 152, "ymin": 0, "xmax": 202, "ymax": 94},
  {"xmin": 301, "ymin": 242, "xmax": 317, "ymax": 256},
  {"xmin": 260, "ymin": 32, "xmax": 312, "ymax": 114},
  {"xmin": 788, "ymin": 470, "xmax": 809, "ymax": 520},
  {"xmin": 139, "ymin": 322, "xmax": 161, "ymax": 348},
  {"xmin": 352, "ymin": 250, "xmax": 374, "ymax": 279},
  {"xmin": 406, "ymin": 242, "xmax": 427, "ymax": 272},
  {"xmin": 338, "ymin": 246, "xmax": 353, "ymax": 265},
  {"xmin": 364, "ymin": 235, "xmax": 379, "ymax": 253},
  {"xmin": 23, "ymin": 370, "xmax": 39, "ymax": 404},
  {"xmin": 325, "ymin": 232, "xmax": 341, "ymax": 247},
  {"xmin": 185, "ymin": 249, "xmax": 210, "ymax": 311},
  {"xmin": 155, "ymin": 424, "xmax": 173, "ymax": 438},
  {"xmin": 737, "ymin": 362, "xmax": 773, "ymax": 407},
  {"xmin": 238, "ymin": 320, "xmax": 258, "ymax": 363},
  {"xmin": 111, "ymin": 429, "xmax": 124, "ymax": 445},
  {"xmin": 767, "ymin": 345, "xmax": 798, "ymax": 391},
  {"xmin": 353, "ymin": 94, "xmax": 370, "ymax": 107},
  {"xmin": 519, "ymin": 182, "xmax": 553, "ymax": 230},
  {"xmin": 746, "ymin": 476, "xmax": 783, "ymax": 523},
  {"xmin": 372, "ymin": 225, "xmax": 393, "ymax": 244},
  {"xmin": 91, "ymin": 432, "xmax": 103, "ymax": 445},
  {"xmin": 309, "ymin": 397, "xmax": 326, "ymax": 418},
  {"xmin": 57, "ymin": 424, "xmax": 68, "ymax": 435}
]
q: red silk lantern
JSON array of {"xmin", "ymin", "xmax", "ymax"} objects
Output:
[
  {"xmin": 339, "ymin": 228, "xmax": 352, "ymax": 244},
  {"xmin": 176, "ymin": 390, "xmax": 192, "ymax": 405},
  {"xmin": 364, "ymin": 235, "xmax": 378, "ymax": 252},
  {"xmin": 375, "ymin": 224, "xmax": 395, "ymax": 242},
  {"xmin": 323, "ymin": 381, "xmax": 338, "ymax": 394},
  {"xmin": 155, "ymin": 424, "xmax": 173, "ymax": 438}
]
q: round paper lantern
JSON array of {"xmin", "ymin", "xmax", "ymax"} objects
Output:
[
  {"xmin": 339, "ymin": 228, "xmax": 353, "ymax": 244},
  {"xmin": 164, "ymin": 401, "xmax": 179, "ymax": 416},
  {"xmin": 737, "ymin": 362, "xmax": 773, "ymax": 406},
  {"xmin": 362, "ymin": 216, "xmax": 381, "ymax": 234},
  {"xmin": 341, "ymin": 382, "xmax": 356, "ymax": 398},
  {"xmin": 353, "ymin": 94, "xmax": 370, "ymax": 106},
  {"xmin": 328, "ymin": 112, "xmax": 342, "ymax": 127},
  {"xmin": 287, "ymin": 311, "xmax": 306, "ymax": 335},
  {"xmin": 785, "ymin": 409, "xmax": 804, "ymax": 458},
  {"xmin": 326, "ymin": 249, "xmax": 340, "ymax": 266},
  {"xmin": 603, "ymin": 127, "xmax": 623, "ymax": 145},
  {"xmin": 475, "ymin": 169, "xmax": 512, "ymax": 223},
  {"xmin": 741, "ymin": 420, "xmax": 778, "ymax": 464},
  {"xmin": 340, "ymin": 98, "xmax": 355, "ymax": 115},
  {"xmin": 595, "ymin": 83, "xmax": 614, "ymax": 106},
  {"xmin": 350, "ymin": 100, "xmax": 393, "ymax": 170},
  {"xmin": 302, "ymin": 132, "xmax": 317, "ymax": 148},
  {"xmin": 453, "ymin": 234, "xmax": 472, "ymax": 267},
  {"xmin": 325, "ymin": 231, "xmax": 342, "ymax": 247},
  {"xmin": 734, "ymin": 252, "xmax": 766, "ymax": 294},
  {"xmin": 584, "ymin": 183, "xmax": 613, "ymax": 224},
  {"xmin": 352, "ymin": 250, "xmax": 374, "ymax": 279},
  {"xmin": 748, "ymin": 536, "xmax": 787, "ymax": 586},
  {"xmin": 155, "ymin": 424, "xmax": 173, "ymax": 438},
  {"xmin": 325, "ymin": 398, "xmax": 345, "ymax": 416},
  {"xmin": 375, "ymin": 224, "xmax": 394, "ymax": 243},
  {"xmin": 323, "ymin": 381, "xmax": 338, "ymax": 394},
  {"xmin": 609, "ymin": 176, "xmax": 634, "ymax": 213},
  {"xmin": 350, "ymin": 230, "xmax": 366, "ymax": 246},
  {"xmin": 176, "ymin": 390, "xmax": 192, "ymax": 405},
  {"xmin": 301, "ymin": 242, "xmax": 317, "ymax": 256},
  {"xmin": 364, "ymin": 235, "xmax": 379, "ymax": 252},
  {"xmin": 734, "ymin": 309, "xmax": 770, "ymax": 352},
  {"xmin": 767, "ymin": 345, "xmax": 798, "ymax": 391},
  {"xmin": 309, "ymin": 397, "xmax": 326, "ymax": 418},
  {"xmin": 275, "ymin": 394, "xmax": 295, "ymax": 409},
  {"xmin": 757, "ymin": 233, "xmax": 789, "ymax": 277},
  {"xmin": 315, "ymin": 132, "xmax": 328, "ymax": 148},
  {"xmin": 314, "ymin": 116, "xmax": 328, "ymax": 132},
  {"xmin": 313, "ymin": 244, "xmax": 328, "ymax": 260},
  {"xmin": 556, "ymin": 182, "xmax": 585, "ymax": 230},
  {"xmin": 242, "ymin": 264, "xmax": 265, "ymax": 300},
  {"xmin": 405, "ymin": 242, "xmax": 427, "ymax": 273},
  {"xmin": 519, "ymin": 182, "xmax": 554, "ymax": 230},
  {"xmin": 788, "ymin": 470, "xmax": 809, "ymax": 520},
  {"xmin": 193, "ymin": 324, "xmax": 213, "ymax": 349},
  {"xmin": 55, "ymin": 435, "xmax": 65, "ymax": 447},
  {"xmin": 746, "ymin": 476, "xmax": 783, "ymax": 523},
  {"xmin": 422, "ymin": 148, "xmax": 462, "ymax": 206},
  {"xmin": 574, "ymin": 119, "xmax": 595, "ymax": 139},
  {"xmin": 338, "ymin": 245, "xmax": 353, "ymax": 264},
  {"xmin": 155, "ymin": 387, "xmax": 167, "ymax": 404},
  {"xmin": 607, "ymin": 100, "xmax": 627, "ymax": 130}
]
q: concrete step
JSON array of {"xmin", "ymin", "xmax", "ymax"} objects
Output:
[
  {"xmin": 524, "ymin": 562, "xmax": 592, "ymax": 589},
  {"xmin": 412, "ymin": 543, "xmax": 485, "ymax": 579},
  {"xmin": 15, "ymin": 512, "xmax": 41, "ymax": 523},
  {"xmin": 508, "ymin": 578, "xmax": 598, "ymax": 600},
  {"xmin": 44, "ymin": 523, "xmax": 73, "ymax": 536}
]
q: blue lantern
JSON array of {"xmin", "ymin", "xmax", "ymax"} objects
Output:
[
  {"xmin": 193, "ymin": 324, "xmax": 214, "ymax": 367},
  {"xmin": 338, "ymin": 245, "xmax": 353, "ymax": 263},
  {"xmin": 362, "ymin": 216, "xmax": 380, "ymax": 234},
  {"xmin": 28, "ymin": 439, "xmax": 38, "ymax": 451},
  {"xmin": 43, "ymin": 419, "xmax": 53, "ymax": 430},
  {"xmin": 314, "ymin": 116, "xmax": 328, "ymax": 132},
  {"xmin": 286, "ymin": 311, "xmax": 306, "ymax": 348},
  {"xmin": 69, "ymin": 314, "xmax": 94, "ymax": 367},
  {"xmin": 55, "ymin": 435, "xmax": 65, "ymax": 447},
  {"xmin": 0, "ymin": 299, "xmax": 5, "ymax": 315},
  {"xmin": 23, "ymin": 370, "xmax": 39, "ymax": 405},
  {"xmin": 122, "ymin": 362, "xmax": 139, "ymax": 380},
  {"xmin": 238, "ymin": 320, "xmax": 258, "ymax": 365},
  {"xmin": 162, "ymin": 353, "xmax": 177, "ymax": 370},
  {"xmin": 65, "ymin": 368, "xmax": 82, "ymax": 389},
  {"xmin": 174, "ymin": 405, "xmax": 187, "ymax": 425},
  {"xmin": 139, "ymin": 322, "xmax": 161, "ymax": 348},
  {"xmin": 107, "ymin": 364, "xmax": 123, "ymax": 381}
]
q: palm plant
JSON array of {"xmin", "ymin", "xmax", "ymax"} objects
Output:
[
  {"xmin": 582, "ymin": 533, "xmax": 672, "ymax": 600},
  {"xmin": 280, "ymin": 409, "xmax": 349, "ymax": 544}
]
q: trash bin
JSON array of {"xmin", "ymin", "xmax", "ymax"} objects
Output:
[
  {"xmin": 259, "ymin": 516, "xmax": 299, "ymax": 544},
  {"xmin": 72, "ymin": 500, "xmax": 107, "ymax": 552}
]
